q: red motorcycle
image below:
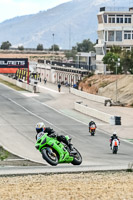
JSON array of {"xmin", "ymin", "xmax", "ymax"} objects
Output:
[{"xmin": 89, "ymin": 124, "xmax": 96, "ymax": 136}]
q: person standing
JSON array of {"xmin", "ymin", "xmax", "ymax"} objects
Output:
[
  {"xmin": 58, "ymin": 82, "xmax": 61, "ymax": 92},
  {"xmin": 44, "ymin": 77, "xmax": 47, "ymax": 84}
]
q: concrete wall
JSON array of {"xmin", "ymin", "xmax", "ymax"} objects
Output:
[
  {"xmin": 71, "ymin": 88, "xmax": 120, "ymax": 125},
  {"xmin": 0, "ymin": 74, "xmax": 37, "ymax": 93},
  {"xmin": 70, "ymin": 87, "xmax": 111, "ymax": 104},
  {"xmin": 74, "ymin": 102, "xmax": 116, "ymax": 125}
]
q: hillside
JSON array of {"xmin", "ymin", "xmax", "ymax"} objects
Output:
[
  {"xmin": 0, "ymin": 0, "xmax": 132, "ymax": 49},
  {"xmin": 79, "ymin": 75, "xmax": 133, "ymax": 106}
]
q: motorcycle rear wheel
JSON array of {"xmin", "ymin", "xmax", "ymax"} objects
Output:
[
  {"xmin": 41, "ymin": 147, "xmax": 58, "ymax": 166},
  {"xmin": 71, "ymin": 148, "xmax": 82, "ymax": 165},
  {"xmin": 113, "ymin": 146, "xmax": 118, "ymax": 154}
]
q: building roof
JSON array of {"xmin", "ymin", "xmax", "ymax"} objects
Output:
[{"xmin": 100, "ymin": 7, "xmax": 133, "ymax": 12}]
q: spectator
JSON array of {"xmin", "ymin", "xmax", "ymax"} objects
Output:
[
  {"xmin": 44, "ymin": 77, "xmax": 47, "ymax": 84},
  {"xmin": 58, "ymin": 82, "xmax": 61, "ymax": 92},
  {"xmin": 73, "ymin": 83, "xmax": 77, "ymax": 89}
]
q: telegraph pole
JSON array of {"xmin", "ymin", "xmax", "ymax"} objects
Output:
[
  {"xmin": 52, "ymin": 33, "xmax": 55, "ymax": 53},
  {"xmin": 115, "ymin": 58, "xmax": 120, "ymax": 102}
]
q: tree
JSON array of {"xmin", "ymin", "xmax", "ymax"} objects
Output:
[
  {"xmin": 103, "ymin": 45, "xmax": 133, "ymax": 74},
  {"xmin": 73, "ymin": 39, "xmax": 95, "ymax": 52},
  {"xmin": 65, "ymin": 49, "xmax": 77, "ymax": 61},
  {"xmin": 129, "ymin": 49, "xmax": 133, "ymax": 74},
  {"xmin": 110, "ymin": 45, "xmax": 122, "ymax": 54},
  {"xmin": 36, "ymin": 44, "xmax": 43, "ymax": 51},
  {"xmin": 102, "ymin": 52, "xmax": 121, "ymax": 73},
  {"xmin": 120, "ymin": 50, "xmax": 132, "ymax": 74},
  {"xmin": 65, "ymin": 38, "xmax": 95, "ymax": 62},
  {"xmin": 1, "ymin": 41, "xmax": 11, "ymax": 50},
  {"xmin": 18, "ymin": 45, "xmax": 24, "ymax": 51},
  {"xmin": 49, "ymin": 44, "xmax": 59, "ymax": 51}
]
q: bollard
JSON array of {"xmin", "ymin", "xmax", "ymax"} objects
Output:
[
  {"xmin": 115, "ymin": 116, "xmax": 121, "ymax": 125},
  {"xmin": 33, "ymin": 85, "xmax": 36, "ymax": 93},
  {"xmin": 110, "ymin": 116, "xmax": 115, "ymax": 125}
]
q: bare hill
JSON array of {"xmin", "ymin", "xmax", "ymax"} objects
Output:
[
  {"xmin": 79, "ymin": 75, "xmax": 133, "ymax": 106},
  {"xmin": 0, "ymin": 0, "xmax": 130, "ymax": 48}
]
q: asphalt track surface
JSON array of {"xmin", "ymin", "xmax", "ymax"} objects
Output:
[{"xmin": 0, "ymin": 83, "xmax": 133, "ymax": 174}]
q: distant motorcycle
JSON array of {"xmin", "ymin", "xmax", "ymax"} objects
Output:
[
  {"xmin": 89, "ymin": 124, "xmax": 96, "ymax": 136},
  {"xmin": 111, "ymin": 139, "xmax": 119, "ymax": 154},
  {"xmin": 35, "ymin": 133, "xmax": 82, "ymax": 166}
]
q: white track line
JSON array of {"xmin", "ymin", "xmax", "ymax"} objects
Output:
[{"xmin": 8, "ymin": 97, "xmax": 75, "ymax": 137}]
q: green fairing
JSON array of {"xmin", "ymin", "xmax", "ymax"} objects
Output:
[
  {"xmin": 35, "ymin": 133, "xmax": 74, "ymax": 163},
  {"xmin": 65, "ymin": 135, "xmax": 70, "ymax": 140}
]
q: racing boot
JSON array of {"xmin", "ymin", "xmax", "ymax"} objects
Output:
[{"xmin": 68, "ymin": 143, "xmax": 77, "ymax": 155}]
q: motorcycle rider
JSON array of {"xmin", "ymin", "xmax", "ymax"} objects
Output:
[
  {"xmin": 35, "ymin": 122, "xmax": 74, "ymax": 153},
  {"xmin": 109, "ymin": 132, "xmax": 120, "ymax": 149},
  {"xmin": 89, "ymin": 119, "xmax": 96, "ymax": 132}
]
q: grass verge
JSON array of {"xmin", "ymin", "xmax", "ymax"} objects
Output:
[
  {"xmin": 0, "ymin": 78, "xmax": 28, "ymax": 91},
  {"xmin": 127, "ymin": 139, "xmax": 133, "ymax": 143},
  {"xmin": 0, "ymin": 146, "xmax": 44, "ymax": 166}
]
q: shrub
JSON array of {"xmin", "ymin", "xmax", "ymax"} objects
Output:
[
  {"xmin": 130, "ymin": 102, "xmax": 133, "ymax": 107},
  {"xmin": 18, "ymin": 45, "xmax": 24, "ymax": 50},
  {"xmin": 0, "ymin": 147, "xmax": 9, "ymax": 161},
  {"xmin": 99, "ymin": 81, "xmax": 109, "ymax": 88}
]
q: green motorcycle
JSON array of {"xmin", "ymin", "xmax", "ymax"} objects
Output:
[{"xmin": 35, "ymin": 133, "xmax": 82, "ymax": 166}]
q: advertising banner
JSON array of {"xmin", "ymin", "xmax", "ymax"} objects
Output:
[{"xmin": 0, "ymin": 58, "xmax": 28, "ymax": 73}]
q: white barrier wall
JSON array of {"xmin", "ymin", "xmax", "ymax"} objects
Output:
[
  {"xmin": 0, "ymin": 75, "xmax": 36, "ymax": 92},
  {"xmin": 74, "ymin": 102, "xmax": 115, "ymax": 124},
  {"xmin": 70, "ymin": 87, "xmax": 111, "ymax": 104}
]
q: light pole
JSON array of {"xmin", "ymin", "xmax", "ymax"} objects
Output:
[
  {"xmin": 104, "ymin": 42, "xmax": 106, "ymax": 74},
  {"xmin": 52, "ymin": 33, "xmax": 54, "ymax": 54},
  {"xmin": 69, "ymin": 24, "xmax": 71, "ymax": 50},
  {"xmin": 115, "ymin": 58, "xmax": 120, "ymax": 102}
]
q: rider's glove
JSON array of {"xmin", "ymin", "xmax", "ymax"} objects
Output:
[{"xmin": 50, "ymin": 133, "xmax": 57, "ymax": 138}]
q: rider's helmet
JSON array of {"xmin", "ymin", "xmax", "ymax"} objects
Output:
[
  {"xmin": 36, "ymin": 122, "xmax": 45, "ymax": 133},
  {"xmin": 91, "ymin": 119, "xmax": 94, "ymax": 122},
  {"xmin": 113, "ymin": 132, "xmax": 117, "ymax": 137}
]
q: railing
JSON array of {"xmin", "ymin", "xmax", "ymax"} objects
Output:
[
  {"xmin": 45, "ymin": 60, "xmax": 96, "ymax": 71},
  {"xmin": 100, "ymin": 7, "xmax": 131, "ymax": 12}
]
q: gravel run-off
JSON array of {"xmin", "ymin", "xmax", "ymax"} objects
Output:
[{"xmin": 0, "ymin": 171, "xmax": 133, "ymax": 200}]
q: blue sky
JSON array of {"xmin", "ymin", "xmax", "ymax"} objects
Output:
[{"xmin": 0, "ymin": 0, "xmax": 71, "ymax": 23}]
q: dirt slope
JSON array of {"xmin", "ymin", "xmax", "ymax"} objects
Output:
[{"xmin": 79, "ymin": 75, "xmax": 133, "ymax": 105}]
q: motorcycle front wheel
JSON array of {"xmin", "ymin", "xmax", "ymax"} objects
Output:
[
  {"xmin": 71, "ymin": 148, "xmax": 82, "ymax": 165},
  {"xmin": 41, "ymin": 147, "xmax": 58, "ymax": 166}
]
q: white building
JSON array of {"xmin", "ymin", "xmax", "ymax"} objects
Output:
[
  {"xmin": 95, "ymin": 7, "xmax": 133, "ymax": 73},
  {"xmin": 76, "ymin": 51, "xmax": 96, "ymax": 71},
  {"xmin": 36, "ymin": 61, "xmax": 89, "ymax": 86}
]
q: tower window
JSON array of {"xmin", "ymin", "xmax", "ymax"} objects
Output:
[{"xmin": 108, "ymin": 31, "xmax": 114, "ymax": 41}]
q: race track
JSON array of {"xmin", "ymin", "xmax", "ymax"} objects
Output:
[{"xmin": 0, "ymin": 83, "xmax": 133, "ymax": 171}]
